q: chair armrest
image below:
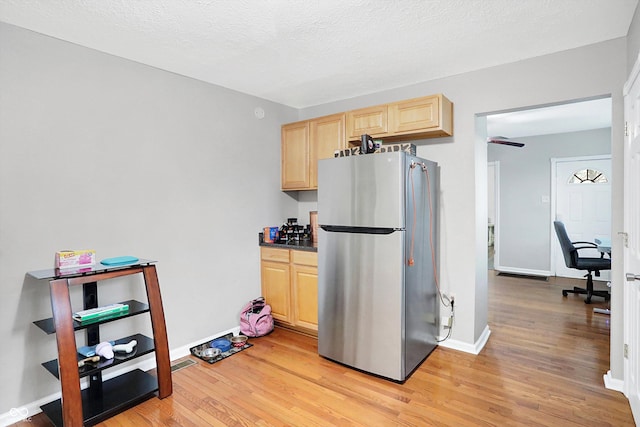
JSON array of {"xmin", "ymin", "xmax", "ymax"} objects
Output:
[
  {"xmin": 572, "ymin": 241, "xmax": 597, "ymax": 251},
  {"xmin": 572, "ymin": 241, "xmax": 596, "ymax": 246}
]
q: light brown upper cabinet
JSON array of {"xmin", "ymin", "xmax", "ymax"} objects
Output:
[
  {"xmin": 346, "ymin": 105, "xmax": 388, "ymax": 141},
  {"xmin": 281, "ymin": 94, "xmax": 452, "ymax": 191},
  {"xmin": 281, "ymin": 121, "xmax": 310, "ymax": 190},
  {"xmin": 347, "ymin": 94, "xmax": 453, "ymax": 143},
  {"xmin": 309, "ymin": 113, "xmax": 346, "ymax": 188},
  {"xmin": 281, "ymin": 113, "xmax": 346, "ymax": 191},
  {"xmin": 388, "ymin": 94, "xmax": 453, "ymax": 138}
]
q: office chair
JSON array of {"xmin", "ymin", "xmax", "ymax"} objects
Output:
[{"xmin": 553, "ymin": 221, "xmax": 611, "ymax": 304}]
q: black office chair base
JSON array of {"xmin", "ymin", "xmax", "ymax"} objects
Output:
[{"xmin": 562, "ymin": 286, "xmax": 610, "ymax": 304}]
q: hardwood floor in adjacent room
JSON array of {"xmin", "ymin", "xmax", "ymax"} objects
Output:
[{"xmin": 16, "ymin": 272, "xmax": 634, "ymax": 426}]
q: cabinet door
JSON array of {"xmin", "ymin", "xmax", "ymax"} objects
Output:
[
  {"xmin": 309, "ymin": 113, "xmax": 346, "ymax": 188},
  {"xmin": 388, "ymin": 94, "xmax": 453, "ymax": 138},
  {"xmin": 388, "ymin": 95, "xmax": 439, "ymax": 133},
  {"xmin": 346, "ymin": 105, "xmax": 388, "ymax": 141},
  {"xmin": 281, "ymin": 121, "xmax": 310, "ymax": 190},
  {"xmin": 291, "ymin": 264, "xmax": 318, "ymax": 331},
  {"xmin": 261, "ymin": 260, "xmax": 292, "ymax": 324}
]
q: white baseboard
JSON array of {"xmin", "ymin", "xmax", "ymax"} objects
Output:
[
  {"xmin": 494, "ymin": 265, "xmax": 551, "ymax": 277},
  {"xmin": 438, "ymin": 325, "xmax": 491, "ymax": 355},
  {"xmin": 603, "ymin": 370, "xmax": 625, "ymax": 393},
  {"xmin": 0, "ymin": 392, "xmax": 59, "ymax": 427},
  {"xmin": 0, "ymin": 326, "xmax": 241, "ymax": 427}
]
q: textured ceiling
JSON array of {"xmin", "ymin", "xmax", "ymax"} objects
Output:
[{"xmin": 0, "ymin": 1, "xmax": 637, "ymax": 108}]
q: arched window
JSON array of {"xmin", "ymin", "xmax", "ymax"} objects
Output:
[{"xmin": 568, "ymin": 168, "xmax": 608, "ymax": 184}]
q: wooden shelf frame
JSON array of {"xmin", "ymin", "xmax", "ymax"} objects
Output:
[{"xmin": 39, "ymin": 263, "xmax": 172, "ymax": 427}]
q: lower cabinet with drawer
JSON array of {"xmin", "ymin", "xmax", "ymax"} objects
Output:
[{"xmin": 260, "ymin": 247, "xmax": 318, "ymax": 335}]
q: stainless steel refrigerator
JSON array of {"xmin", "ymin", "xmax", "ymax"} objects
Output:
[{"xmin": 317, "ymin": 151, "xmax": 438, "ymax": 382}]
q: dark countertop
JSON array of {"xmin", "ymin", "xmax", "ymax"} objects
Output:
[{"xmin": 258, "ymin": 234, "xmax": 317, "ymax": 252}]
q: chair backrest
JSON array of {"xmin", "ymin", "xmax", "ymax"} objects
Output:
[{"xmin": 553, "ymin": 221, "xmax": 577, "ymax": 268}]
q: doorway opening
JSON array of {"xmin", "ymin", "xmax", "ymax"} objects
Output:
[{"xmin": 483, "ymin": 96, "xmax": 612, "ymax": 278}]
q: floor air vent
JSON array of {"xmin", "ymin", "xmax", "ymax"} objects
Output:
[{"xmin": 171, "ymin": 359, "xmax": 196, "ymax": 373}]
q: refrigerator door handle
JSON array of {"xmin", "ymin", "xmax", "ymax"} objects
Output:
[{"xmin": 319, "ymin": 225, "xmax": 401, "ymax": 235}]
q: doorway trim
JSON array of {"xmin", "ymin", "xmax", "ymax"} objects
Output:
[
  {"xmin": 488, "ymin": 161, "xmax": 500, "ymax": 270},
  {"xmin": 550, "ymin": 154, "xmax": 612, "ymax": 276},
  {"xmin": 622, "ymin": 51, "xmax": 640, "ymax": 417}
]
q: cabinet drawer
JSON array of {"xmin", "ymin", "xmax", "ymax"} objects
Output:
[
  {"xmin": 261, "ymin": 247, "xmax": 290, "ymax": 263},
  {"xmin": 291, "ymin": 250, "xmax": 318, "ymax": 267}
]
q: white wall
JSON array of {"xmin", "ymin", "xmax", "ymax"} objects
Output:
[
  {"xmin": 629, "ymin": 3, "xmax": 640, "ymax": 75},
  {"xmin": 489, "ymin": 128, "xmax": 611, "ymax": 274},
  {"xmin": 487, "ymin": 163, "xmax": 496, "ymax": 227},
  {"xmin": 0, "ymin": 22, "xmax": 299, "ymax": 412},
  {"xmin": 301, "ymin": 37, "xmax": 627, "ymax": 367}
]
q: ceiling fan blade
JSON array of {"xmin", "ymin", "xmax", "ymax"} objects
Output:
[{"xmin": 487, "ymin": 136, "xmax": 525, "ymax": 147}]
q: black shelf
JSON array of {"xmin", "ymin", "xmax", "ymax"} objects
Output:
[
  {"xmin": 27, "ymin": 259, "xmax": 156, "ymax": 280},
  {"xmin": 41, "ymin": 333, "xmax": 155, "ymax": 379},
  {"xmin": 33, "ymin": 300, "xmax": 150, "ymax": 335},
  {"xmin": 40, "ymin": 369, "xmax": 158, "ymax": 427}
]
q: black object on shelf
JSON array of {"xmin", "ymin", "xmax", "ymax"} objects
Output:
[{"xmin": 41, "ymin": 333, "xmax": 155, "ymax": 379}]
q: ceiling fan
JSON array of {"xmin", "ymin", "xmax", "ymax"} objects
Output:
[{"xmin": 487, "ymin": 136, "xmax": 525, "ymax": 147}]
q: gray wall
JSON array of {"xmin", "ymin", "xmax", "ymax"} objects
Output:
[
  {"xmin": 0, "ymin": 22, "xmax": 298, "ymax": 411},
  {"xmin": 0, "ymin": 16, "xmax": 635, "ymax": 415},
  {"xmin": 489, "ymin": 128, "xmax": 611, "ymax": 273}
]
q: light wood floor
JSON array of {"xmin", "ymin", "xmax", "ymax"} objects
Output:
[{"xmin": 17, "ymin": 272, "xmax": 635, "ymax": 426}]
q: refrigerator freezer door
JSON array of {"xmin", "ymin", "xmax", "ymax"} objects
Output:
[
  {"xmin": 318, "ymin": 153, "xmax": 405, "ymax": 229},
  {"xmin": 318, "ymin": 227, "xmax": 405, "ymax": 381}
]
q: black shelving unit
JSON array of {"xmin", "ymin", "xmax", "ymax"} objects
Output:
[{"xmin": 29, "ymin": 260, "xmax": 172, "ymax": 427}]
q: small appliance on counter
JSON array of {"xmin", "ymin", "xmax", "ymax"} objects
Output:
[
  {"xmin": 278, "ymin": 217, "xmax": 310, "ymax": 244},
  {"xmin": 260, "ymin": 217, "xmax": 315, "ymax": 247}
]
